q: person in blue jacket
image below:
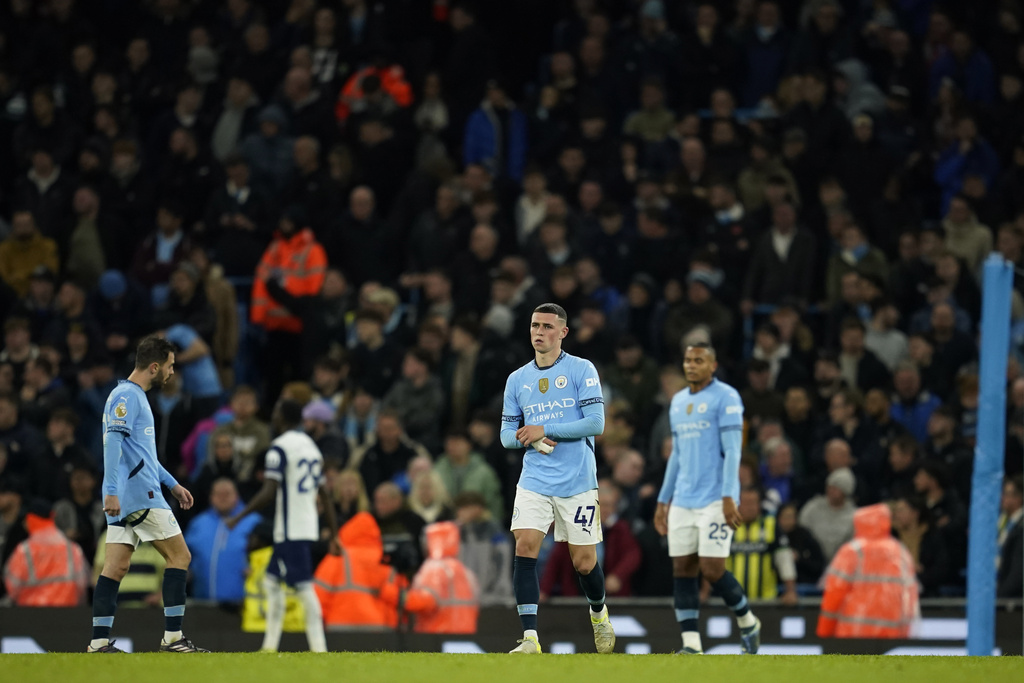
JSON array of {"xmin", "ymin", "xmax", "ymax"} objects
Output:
[
  {"xmin": 463, "ymin": 79, "xmax": 528, "ymax": 183},
  {"xmin": 184, "ymin": 477, "xmax": 261, "ymax": 604}
]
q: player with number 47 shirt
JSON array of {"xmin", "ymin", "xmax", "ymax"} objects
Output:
[{"xmin": 500, "ymin": 303, "xmax": 614, "ymax": 655}]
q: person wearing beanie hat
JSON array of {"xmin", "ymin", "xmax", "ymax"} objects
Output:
[
  {"xmin": 798, "ymin": 464, "xmax": 857, "ymax": 561},
  {"xmin": 240, "ymin": 104, "xmax": 295, "ymax": 193},
  {"xmin": 3, "ymin": 496, "xmax": 90, "ymax": 606},
  {"xmin": 301, "ymin": 399, "xmax": 348, "ymax": 462},
  {"xmin": 98, "ymin": 270, "xmax": 128, "ymax": 301}
]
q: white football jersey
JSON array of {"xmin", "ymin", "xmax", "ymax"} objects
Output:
[{"xmin": 264, "ymin": 429, "xmax": 324, "ymax": 543}]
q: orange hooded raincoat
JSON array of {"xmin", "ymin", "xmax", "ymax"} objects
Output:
[
  {"xmin": 817, "ymin": 503, "xmax": 920, "ymax": 638},
  {"xmin": 402, "ymin": 522, "xmax": 480, "ymax": 633}
]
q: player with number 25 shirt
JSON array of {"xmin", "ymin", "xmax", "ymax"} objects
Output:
[{"xmin": 500, "ymin": 303, "xmax": 614, "ymax": 655}]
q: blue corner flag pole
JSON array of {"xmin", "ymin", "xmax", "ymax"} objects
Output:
[{"xmin": 966, "ymin": 254, "xmax": 1013, "ymax": 656}]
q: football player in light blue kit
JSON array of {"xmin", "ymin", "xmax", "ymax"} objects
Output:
[
  {"xmin": 655, "ymin": 342, "xmax": 760, "ymax": 654},
  {"xmin": 500, "ymin": 303, "xmax": 614, "ymax": 654},
  {"xmin": 88, "ymin": 337, "xmax": 208, "ymax": 653}
]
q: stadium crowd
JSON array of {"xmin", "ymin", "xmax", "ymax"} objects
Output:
[{"xmin": 0, "ymin": 0, "xmax": 1023, "ymax": 616}]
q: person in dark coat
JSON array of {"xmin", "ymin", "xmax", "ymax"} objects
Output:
[{"xmin": 741, "ymin": 200, "xmax": 817, "ymax": 313}]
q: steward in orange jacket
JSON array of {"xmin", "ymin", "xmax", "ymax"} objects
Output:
[
  {"xmin": 402, "ymin": 521, "xmax": 480, "ymax": 633},
  {"xmin": 817, "ymin": 503, "xmax": 919, "ymax": 638},
  {"xmin": 3, "ymin": 503, "xmax": 89, "ymax": 606},
  {"xmin": 250, "ymin": 216, "xmax": 327, "ymax": 334},
  {"xmin": 314, "ymin": 512, "xmax": 406, "ymax": 629},
  {"xmin": 334, "ymin": 63, "xmax": 413, "ymax": 123}
]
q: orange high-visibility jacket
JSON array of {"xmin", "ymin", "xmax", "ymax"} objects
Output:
[
  {"xmin": 314, "ymin": 512, "xmax": 406, "ymax": 629},
  {"xmin": 817, "ymin": 504, "xmax": 920, "ymax": 638},
  {"xmin": 402, "ymin": 522, "xmax": 480, "ymax": 633},
  {"xmin": 250, "ymin": 228, "xmax": 327, "ymax": 334},
  {"xmin": 3, "ymin": 517, "xmax": 89, "ymax": 607},
  {"xmin": 335, "ymin": 66, "xmax": 414, "ymax": 122}
]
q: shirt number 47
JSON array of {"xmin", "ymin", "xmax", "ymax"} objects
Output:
[{"xmin": 574, "ymin": 505, "xmax": 596, "ymax": 528}]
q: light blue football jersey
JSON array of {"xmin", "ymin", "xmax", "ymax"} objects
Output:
[
  {"xmin": 102, "ymin": 380, "xmax": 178, "ymax": 522},
  {"xmin": 658, "ymin": 378, "xmax": 745, "ymax": 508},
  {"xmin": 501, "ymin": 351, "xmax": 605, "ymax": 497}
]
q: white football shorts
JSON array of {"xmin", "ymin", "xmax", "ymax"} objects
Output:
[
  {"xmin": 511, "ymin": 486, "xmax": 603, "ymax": 546},
  {"xmin": 106, "ymin": 508, "xmax": 182, "ymax": 548},
  {"xmin": 667, "ymin": 500, "xmax": 733, "ymax": 558}
]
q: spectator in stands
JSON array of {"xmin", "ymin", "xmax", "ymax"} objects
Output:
[
  {"xmin": 892, "ymin": 494, "xmax": 950, "ymax": 597},
  {"xmin": 837, "ymin": 318, "xmax": 891, "ymax": 393},
  {"xmin": 798, "ymin": 466, "xmax": 856, "ymax": 562},
  {"xmin": 240, "ymin": 105, "xmax": 294, "ymax": 194},
  {"xmin": 741, "ymin": 358, "xmax": 785, "ymax": 427},
  {"xmin": 3, "ymin": 497, "xmax": 89, "ymax": 606},
  {"xmin": 605, "ymin": 335, "xmax": 660, "ymax": 425},
  {"xmin": 0, "ymin": 211, "xmax": 59, "ymax": 298},
  {"xmin": 163, "ymin": 324, "xmax": 222, "ymax": 420},
  {"xmin": 818, "ymin": 503, "xmax": 919, "ymax": 637},
  {"xmin": 434, "ymin": 429, "xmax": 503, "ymax": 521},
  {"xmin": 776, "ymin": 501, "xmax": 825, "ymax": 594},
  {"xmin": 353, "ymin": 411, "xmax": 427, "ymax": 495},
  {"xmin": 408, "ymin": 468, "xmax": 453, "ymax": 525},
  {"xmin": 818, "ymin": 389, "xmax": 882, "ymax": 492},
  {"xmin": 865, "ymin": 299, "xmax": 908, "ymax": 372},
  {"xmin": 382, "ymin": 348, "xmax": 444, "ymax": 455},
  {"xmin": 760, "ymin": 436, "xmax": 796, "ymax": 510},
  {"xmin": 203, "ymin": 153, "xmax": 273, "ymax": 279},
  {"xmin": 31, "ymin": 408, "xmax": 90, "ymax": 503},
  {"xmin": 463, "ymin": 79, "xmax": 528, "ymax": 183},
  {"xmin": 53, "ymin": 463, "xmax": 103, "ymax": 561},
  {"xmin": 372, "ymin": 481, "xmax": 426, "ymax": 576},
  {"xmin": 18, "ymin": 357, "xmax": 71, "ymax": 430},
  {"xmin": 890, "ymin": 361, "xmax": 940, "ymax": 443},
  {"xmin": 741, "ymin": 200, "xmax": 817, "ymax": 314},
  {"xmin": 738, "ymin": 0, "xmax": 791, "ymax": 107},
  {"xmin": 0, "ymin": 393, "xmax": 45, "ymax": 482},
  {"xmin": 941, "ymin": 194, "xmax": 994, "ymax": 275},
  {"xmin": 914, "ymin": 461, "xmax": 967, "ymax": 586},
  {"xmin": 880, "ymin": 434, "xmax": 919, "ymax": 503},
  {"xmin": 782, "ymin": 385, "xmax": 818, "ymax": 466},
  {"xmin": 0, "ymin": 475, "xmax": 29, "ymax": 593},
  {"xmin": 922, "ymin": 405, "xmax": 973, "ymax": 504},
  {"xmin": 301, "ymin": 399, "xmax": 347, "ymax": 464},
  {"xmin": 208, "ymin": 385, "xmax": 269, "ymax": 485},
  {"xmin": 251, "ymin": 207, "xmax": 328, "ymax": 402},
  {"xmin": 726, "ymin": 486, "xmax": 798, "ymax": 604},
  {"xmin": 998, "ymin": 475, "xmax": 1023, "ymax": 598},
  {"xmin": 13, "ymin": 148, "xmax": 76, "ymax": 247},
  {"xmin": 185, "ymin": 478, "xmax": 261, "ymax": 605},
  {"xmin": 929, "ymin": 30, "xmax": 995, "ymax": 105}
]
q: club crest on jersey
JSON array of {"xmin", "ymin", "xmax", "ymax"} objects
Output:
[
  {"xmin": 686, "ymin": 403, "xmax": 693, "ymax": 415},
  {"xmin": 698, "ymin": 403, "xmax": 708, "ymax": 413},
  {"xmin": 539, "ymin": 378, "xmax": 549, "ymax": 393},
  {"xmin": 114, "ymin": 402, "xmax": 127, "ymax": 418},
  {"xmin": 555, "ymin": 375, "xmax": 568, "ymax": 389}
]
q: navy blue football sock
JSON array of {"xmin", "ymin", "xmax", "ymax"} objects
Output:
[
  {"xmin": 92, "ymin": 575, "xmax": 120, "ymax": 640},
  {"xmin": 576, "ymin": 562, "xmax": 606, "ymax": 613},
  {"xmin": 711, "ymin": 571, "xmax": 750, "ymax": 617},
  {"xmin": 673, "ymin": 576, "xmax": 700, "ymax": 633},
  {"xmin": 162, "ymin": 568, "xmax": 188, "ymax": 632},
  {"xmin": 513, "ymin": 556, "xmax": 539, "ymax": 631}
]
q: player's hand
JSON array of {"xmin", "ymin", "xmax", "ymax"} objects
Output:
[
  {"xmin": 515, "ymin": 424, "xmax": 546, "ymax": 447},
  {"xmin": 103, "ymin": 495, "xmax": 121, "ymax": 518},
  {"xmin": 723, "ymin": 497, "xmax": 742, "ymax": 530},
  {"xmin": 172, "ymin": 485, "xmax": 194, "ymax": 510},
  {"xmin": 654, "ymin": 503, "xmax": 669, "ymax": 536}
]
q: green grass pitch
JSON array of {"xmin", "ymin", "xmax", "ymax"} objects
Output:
[{"xmin": 0, "ymin": 652, "xmax": 1018, "ymax": 683}]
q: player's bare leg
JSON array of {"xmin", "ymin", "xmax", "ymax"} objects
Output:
[
  {"xmin": 88, "ymin": 543, "xmax": 133, "ymax": 652},
  {"xmin": 509, "ymin": 529, "xmax": 544, "ymax": 653},
  {"xmin": 569, "ymin": 543, "xmax": 615, "ymax": 653},
  {"xmin": 153, "ymin": 533, "xmax": 209, "ymax": 652}
]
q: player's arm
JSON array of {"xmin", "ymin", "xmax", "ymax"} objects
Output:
[
  {"xmin": 541, "ymin": 360, "xmax": 605, "ymax": 441},
  {"xmin": 226, "ymin": 447, "xmax": 282, "ymax": 528},
  {"xmin": 500, "ymin": 372, "xmax": 525, "ymax": 450},
  {"xmin": 226, "ymin": 478, "xmax": 278, "ymax": 529},
  {"xmin": 655, "ymin": 423, "xmax": 680, "ymax": 535},
  {"xmin": 102, "ymin": 394, "xmax": 137, "ymax": 519},
  {"xmin": 720, "ymin": 394, "xmax": 745, "ymax": 529},
  {"xmin": 156, "ymin": 463, "xmax": 194, "ymax": 511}
]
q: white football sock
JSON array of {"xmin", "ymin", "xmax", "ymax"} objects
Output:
[
  {"xmin": 261, "ymin": 575, "xmax": 286, "ymax": 652},
  {"xmin": 296, "ymin": 582, "xmax": 327, "ymax": 653},
  {"xmin": 682, "ymin": 631, "xmax": 702, "ymax": 651},
  {"xmin": 524, "ymin": 629, "xmax": 539, "ymax": 641},
  {"xmin": 89, "ymin": 638, "xmax": 109, "ymax": 649},
  {"xmin": 738, "ymin": 611, "xmax": 756, "ymax": 629},
  {"xmin": 163, "ymin": 630, "xmax": 182, "ymax": 644}
]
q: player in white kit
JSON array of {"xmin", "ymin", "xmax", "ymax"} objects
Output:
[{"xmin": 228, "ymin": 399, "xmax": 338, "ymax": 652}]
